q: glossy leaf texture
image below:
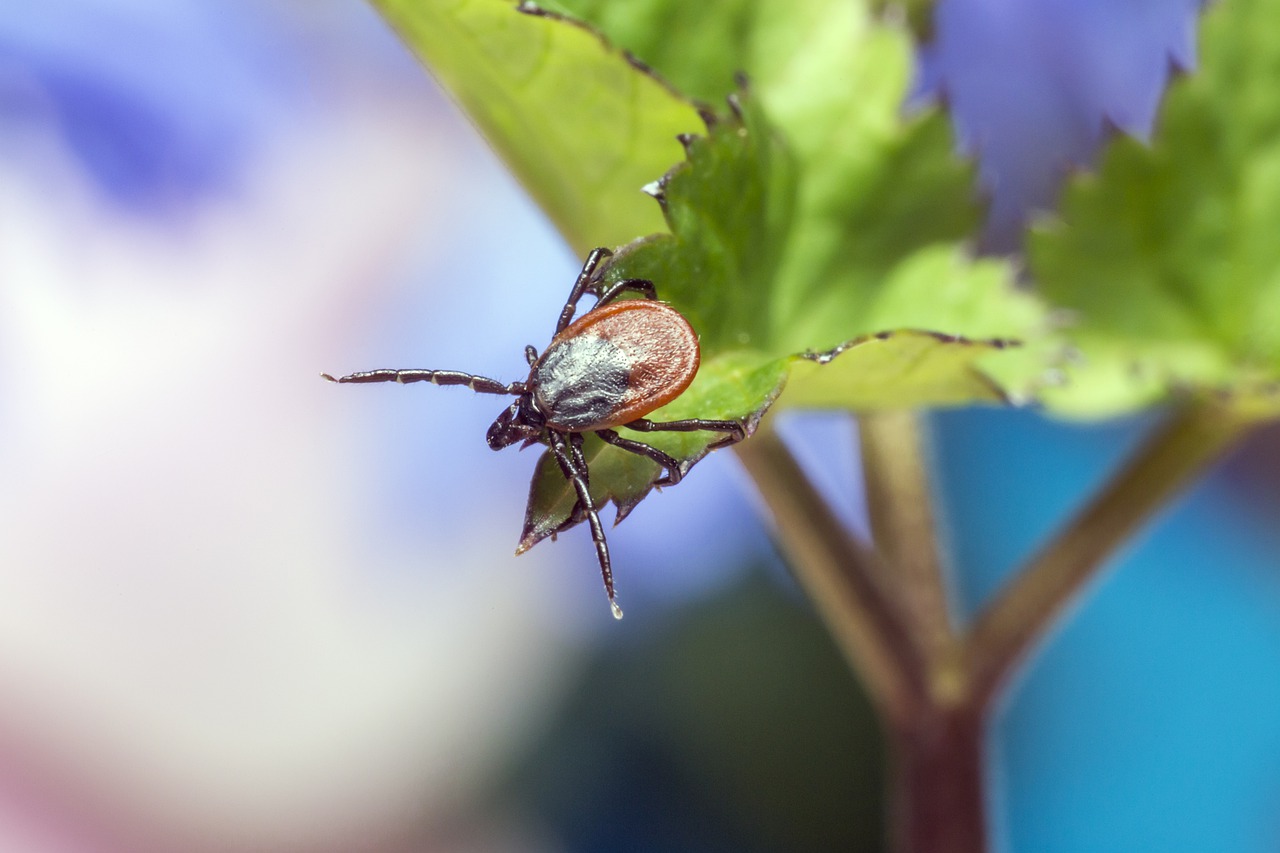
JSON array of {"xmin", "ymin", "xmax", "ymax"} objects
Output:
[
  {"xmin": 1029, "ymin": 0, "xmax": 1280, "ymax": 419},
  {"xmin": 369, "ymin": 0, "xmax": 705, "ymax": 254}
]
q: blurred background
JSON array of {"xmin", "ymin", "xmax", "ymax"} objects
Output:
[{"xmin": 0, "ymin": 1, "xmax": 1277, "ymax": 851}]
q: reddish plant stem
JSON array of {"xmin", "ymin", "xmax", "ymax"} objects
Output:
[{"xmin": 888, "ymin": 707, "xmax": 987, "ymax": 853}]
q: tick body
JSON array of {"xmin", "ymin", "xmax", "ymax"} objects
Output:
[
  {"xmin": 532, "ymin": 300, "xmax": 699, "ymax": 432},
  {"xmin": 323, "ymin": 248, "xmax": 745, "ymax": 619}
]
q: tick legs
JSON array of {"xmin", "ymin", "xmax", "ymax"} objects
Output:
[
  {"xmin": 596, "ymin": 277, "xmax": 657, "ymax": 305},
  {"xmin": 321, "ymin": 369, "xmax": 519, "ymax": 395},
  {"xmin": 568, "ymin": 431, "xmax": 591, "ymax": 490},
  {"xmin": 598, "ymin": 418, "xmax": 748, "ymax": 486},
  {"xmin": 548, "ymin": 431, "xmax": 622, "ymax": 620},
  {"xmin": 555, "ymin": 247, "xmax": 658, "ymax": 334},
  {"xmin": 596, "ymin": 428, "xmax": 684, "ymax": 487},
  {"xmin": 624, "ymin": 417, "xmax": 747, "ymax": 452},
  {"xmin": 555, "ymin": 247, "xmax": 613, "ymax": 334}
]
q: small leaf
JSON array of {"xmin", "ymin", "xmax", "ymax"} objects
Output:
[
  {"xmin": 519, "ymin": 352, "xmax": 784, "ymax": 550},
  {"xmin": 369, "ymin": 0, "xmax": 705, "ymax": 254},
  {"xmin": 518, "ymin": 434, "xmax": 650, "ymax": 555}
]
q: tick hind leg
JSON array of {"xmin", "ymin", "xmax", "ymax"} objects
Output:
[
  {"xmin": 548, "ymin": 431, "xmax": 622, "ymax": 619},
  {"xmin": 596, "ymin": 428, "xmax": 684, "ymax": 487},
  {"xmin": 616, "ymin": 417, "xmax": 749, "ymax": 481},
  {"xmin": 321, "ymin": 369, "xmax": 518, "ymax": 395},
  {"xmin": 624, "ymin": 417, "xmax": 747, "ymax": 448}
]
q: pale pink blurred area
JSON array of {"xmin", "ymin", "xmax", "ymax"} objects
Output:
[{"xmin": 0, "ymin": 3, "xmax": 579, "ymax": 851}]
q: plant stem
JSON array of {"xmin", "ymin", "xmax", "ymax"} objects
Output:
[
  {"xmin": 965, "ymin": 403, "xmax": 1253, "ymax": 704},
  {"xmin": 859, "ymin": 411, "xmax": 956, "ymax": 670},
  {"xmin": 735, "ymin": 424, "xmax": 924, "ymax": 726},
  {"xmin": 860, "ymin": 412, "xmax": 984, "ymax": 853},
  {"xmin": 887, "ymin": 707, "xmax": 987, "ymax": 853}
]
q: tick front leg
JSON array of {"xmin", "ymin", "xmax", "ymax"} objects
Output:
[
  {"xmin": 548, "ymin": 431, "xmax": 622, "ymax": 619},
  {"xmin": 321, "ymin": 369, "xmax": 517, "ymax": 395},
  {"xmin": 555, "ymin": 247, "xmax": 613, "ymax": 334}
]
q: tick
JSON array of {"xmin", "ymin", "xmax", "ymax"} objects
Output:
[{"xmin": 322, "ymin": 247, "xmax": 746, "ymax": 619}]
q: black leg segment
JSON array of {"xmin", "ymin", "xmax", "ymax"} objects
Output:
[
  {"xmin": 622, "ymin": 417, "xmax": 747, "ymax": 447},
  {"xmin": 596, "ymin": 428, "xmax": 684, "ymax": 486},
  {"xmin": 321, "ymin": 369, "xmax": 517, "ymax": 395},
  {"xmin": 548, "ymin": 431, "xmax": 622, "ymax": 619},
  {"xmin": 596, "ymin": 278, "xmax": 657, "ymax": 305},
  {"xmin": 568, "ymin": 431, "xmax": 591, "ymax": 490},
  {"xmin": 555, "ymin": 247, "xmax": 613, "ymax": 334}
]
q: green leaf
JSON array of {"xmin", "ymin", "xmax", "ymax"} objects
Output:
[
  {"xmin": 603, "ymin": 85, "xmax": 1047, "ymax": 408},
  {"xmin": 369, "ymin": 0, "xmax": 705, "ymax": 254},
  {"xmin": 1029, "ymin": 0, "xmax": 1280, "ymax": 420},
  {"xmin": 518, "ymin": 434, "xmax": 648, "ymax": 555}
]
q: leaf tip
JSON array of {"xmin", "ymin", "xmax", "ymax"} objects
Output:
[
  {"xmin": 726, "ymin": 91, "xmax": 744, "ymax": 121},
  {"xmin": 614, "ymin": 492, "xmax": 647, "ymax": 525},
  {"xmin": 641, "ymin": 178, "xmax": 666, "ymax": 204},
  {"xmin": 696, "ymin": 104, "xmax": 719, "ymax": 132},
  {"xmin": 675, "ymin": 132, "xmax": 700, "ymax": 155}
]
